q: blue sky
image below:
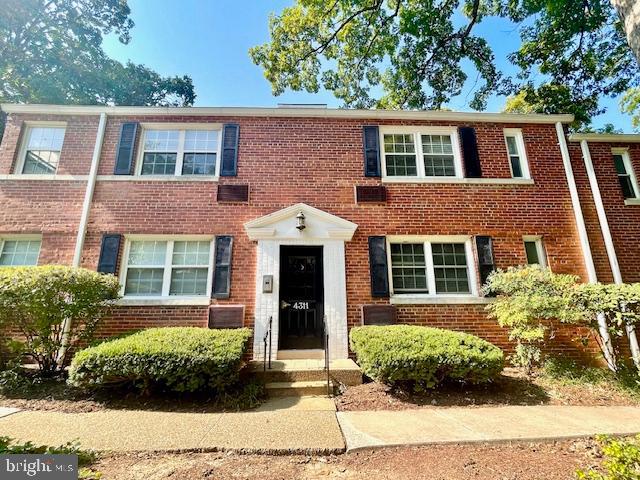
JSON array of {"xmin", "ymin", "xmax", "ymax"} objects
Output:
[{"xmin": 103, "ymin": 0, "xmax": 634, "ymax": 131}]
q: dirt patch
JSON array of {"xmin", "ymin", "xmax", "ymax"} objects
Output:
[
  {"xmin": 335, "ymin": 368, "xmax": 640, "ymax": 411},
  {"xmin": 92, "ymin": 438, "xmax": 603, "ymax": 480}
]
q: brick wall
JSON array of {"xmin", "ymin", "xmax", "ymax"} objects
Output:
[{"xmin": 0, "ymin": 112, "xmax": 601, "ymax": 360}]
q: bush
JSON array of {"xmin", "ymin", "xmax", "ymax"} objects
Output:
[
  {"xmin": 576, "ymin": 434, "xmax": 640, "ymax": 480},
  {"xmin": 349, "ymin": 325, "xmax": 504, "ymax": 389},
  {"xmin": 68, "ymin": 327, "xmax": 252, "ymax": 394},
  {"xmin": 0, "ymin": 266, "xmax": 121, "ymax": 374}
]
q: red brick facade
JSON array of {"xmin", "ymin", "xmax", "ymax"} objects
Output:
[{"xmin": 1, "ymin": 106, "xmax": 636, "ymax": 361}]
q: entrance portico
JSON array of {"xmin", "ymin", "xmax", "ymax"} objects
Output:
[{"xmin": 244, "ymin": 203, "xmax": 357, "ymax": 360}]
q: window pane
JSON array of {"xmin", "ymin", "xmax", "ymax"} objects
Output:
[
  {"xmin": 422, "ymin": 135, "xmax": 455, "ymax": 176},
  {"xmin": 505, "ymin": 136, "xmax": 519, "ymax": 156},
  {"xmin": 143, "ymin": 130, "xmax": 179, "ymax": 152},
  {"xmin": 182, "ymin": 153, "xmax": 216, "ymax": 175},
  {"xmin": 124, "ymin": 268, "xmax": 164, "ymax": 295},
  {"xmin": 384, "ymin": 134, "xmax": 417, "ymax": 176},
  {"xmin": 27, "ymin": 127, "xmax": 65, "ymax": 151},
  {"xmin": 23, "ymin": 150, "xmax": 60, "ymax": 174},
  {"xmin": 128, "ymin": 241, "xmax": 167, "ymax": 266},
  {"xmin": 170, "ymin": 268, "xmax": 208, "ymax": 295},
  {"xmin": 613, "ymin": 154, "xmax": 627, "ymax": 175},
  {"xmin": 431, "ymin": 243, "xmax": 469, "ymax": 293},
  {"xmin": 184, "ymin": 130, "xmax": 218, "ymax": 152},
  {"xmin": 390, "ymin": 243, "xmax": 428, "ymax": 293},
  {"xmin": 0, "ymin": 240, "xmax": 41, "ymax": 266},
  {"xmin": 618, "ymin": 176, "xmax": 636, "ymax": 199},
  {"xmin": 510, "ymin": 156, "xmax": 523, "ymax": 178},
  {"xmin": 172, "ymin": 241, "xmax": 210, "ymax": 266},
  {"xmin": 141, "ymin": 153, "xmax": 177, "ymax": 175},
  {"xmin": 524, "ymin": 241, "xmax": 540, "ymax": 264}
]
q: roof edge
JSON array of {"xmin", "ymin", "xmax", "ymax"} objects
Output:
[
  {"xmin": 0, "ymin": 103, "xmax": 575, "ymax": 124},
  {"xmin": 569, "ymin": 133, "xmax": 640, "ymax": 143}
]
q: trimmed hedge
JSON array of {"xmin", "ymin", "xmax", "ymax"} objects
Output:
[
  {"xmin": 68, "ymin": 327, "xmax": 252, "ymax": 393},
  {"xmin": 350, "ymin": 325, "xmax": 504, "ymax": 388}
]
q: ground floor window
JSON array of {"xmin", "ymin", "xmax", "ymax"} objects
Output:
[
  {"xmin": 388, "ymin": 237, "xmax": 474, "ymax": 296},
  {"xmin": 0, "ymin": 237, "xmax": 41, "ymax": 266},
  {"xmin": 523, "ymin": 237, "xmax": 547, "ymax": 267},
  {"xmin": 122, "ymin": 238, "xmax": 214, "ymax": 298}
]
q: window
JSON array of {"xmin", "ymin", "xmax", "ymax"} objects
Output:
[
  {"xmin": 122, "ymin": 238, "xmax": 213, "ymax": 298},
  {"xmin": 613, "ymin": 150, "xmax": 639, "ymax": 200},
  {"xmin": 503, "ymin": 129, "xmax": 529, "ymax": 179},
  {"xmin": 389, "ymin": 238, "xmax": 475, "ymax": 296},
  {"xmin": 0, "ymin": 238, "xmax": 41, "ymax": 266},
  {"xmin": 138, "ymin": 127, "xmax": 220, "ymax": 176},
  {"xmin": 19, "ymin": 126, "xmax": 66, "ymax": 174},
  {"xmin": 381, "ymin": 127, "xmax": 462, "ymax": 179},
  {"xmin": 523, "ymin": 237, "xmax": 547, "ymax": 267}
]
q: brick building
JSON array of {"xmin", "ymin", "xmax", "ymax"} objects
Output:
[{"xmin": 0, "ymin": 104, "xmax": 638, "ymax": 361}]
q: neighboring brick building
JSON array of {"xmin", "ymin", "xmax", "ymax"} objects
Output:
[{"xmin": 0, "ymin": 104, "xmax": 637, "ymax": 361}]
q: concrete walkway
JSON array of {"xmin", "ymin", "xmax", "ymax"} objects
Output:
[
  {"xmin": 337, "ymin": 405, "xmax": 640, "ymax": 451},
  {"xmin": 2, "ymin": 402, "xmax": 640, "ymax": 454}
]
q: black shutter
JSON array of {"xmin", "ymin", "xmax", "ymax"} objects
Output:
[
  {"xmin": 363, "ymin": 126, "xmax": 381, "ymax": 177},
  {"xmin": 212, "ymin": 236, "xmax": 233, "ymax": 298},
  {"xmin": 114, "ymin": 122, "xmax": 138, "ymax": 175},
  {"xmin": 460, "ymin": 127, "xmax": 482, "ymax": 178},
  {"xmin": 475, "ymin": 236, "xmax": 496, "ymax": 287},
  {"xmin": 97, "ymin": 234, "xmax": 121, "ymax": 274},
  {"xmin": 220, "ymin": 124, "xmax": 239, "ymax": 176},
  {"xmin": 368, "ymin": 236, "xmax": 389, "ymax": 297}
]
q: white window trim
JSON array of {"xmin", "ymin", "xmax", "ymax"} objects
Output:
[
  {"xmin": 14, "ymin": 122, "xmax": 67, "ymax": 176},
  {"xmin": 118, "ymin": 235, "xmax": 215, "ymax": 305},
  {"xmin": 613, "ymin": 148, "xmax": 639, "ymax": 200},
  {"xmin": 386, "ymin": 235, "xmax": 479, "ymax": 303},
  {"xmin": 523, "ymin": 235, "xmax": 547, "ymax": 268},
  {"xmin": 0, "ymin": 234, "xmax": 42, "ymax": 266},
  {"xmin": 380, "ymin": 126, "xmax": 464, "ymax": 180},
  {"xmin": 135, "ymin": 123, "xmax": 223, "ymax": 178},
  {"xmin": 504, "ymin": 128, "xmax": 530, "ymax": 179}
]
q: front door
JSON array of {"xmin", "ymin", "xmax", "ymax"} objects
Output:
[{"xmin": 278, "ymin": 246, "xmax": 324, "ymax": 350}]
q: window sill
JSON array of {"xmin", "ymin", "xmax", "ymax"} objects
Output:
[
  {"xmin": 96, "ymin": 175, "xmax": 219, "ymax": 182},
  {"xmin": 390, "ymin": 295, "xmax": 493, "ymax": 305},
  {"xmin": 0, "ymin": 174, "xmax": 88, "ymax": 181},
  {"xmin": 624, "ymin": 198, "xmax": 640, "ymax": 206},
  {"xmin": 381, "ymin": 177, "xmax": 534, "ymax": 185},
  {"xmin": 117, "ymin": 297, "xmax": 211, "ymax": 306}
]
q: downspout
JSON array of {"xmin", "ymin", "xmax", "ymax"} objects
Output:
[
  {"xmin": 58, "ymin": 112, "xmax": 107, "ymax": 367},
  {"xmin": 555, "ymin": 123, "xmax": 616, "ymax": 369},
  {"xmin": 580, "ymin": 140, "xmax": 640, "ymax": 368}
]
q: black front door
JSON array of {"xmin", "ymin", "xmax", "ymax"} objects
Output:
[{"xmin": 279, "ymin": 246, "xmax": 324, "ymax": 350}]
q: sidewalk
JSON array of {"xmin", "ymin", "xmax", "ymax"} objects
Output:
[{"xmin": 1, "ymin": 401, "xmax": 640, "ymax": 454}]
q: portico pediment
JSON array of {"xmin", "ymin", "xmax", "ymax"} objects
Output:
[{"xmin": 244, "ymin": 203, "xmax": 358, "ymax": 241}]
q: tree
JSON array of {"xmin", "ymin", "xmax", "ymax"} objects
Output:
[
  {"xmin": 250, "ymin": 0, "xmax": 640, "ymax": 128},
  {"xmin": 0, "ymin": 0, "xmax": 196, "ymax": 139},
  {"xmin": 611, "ymin": 0, "xmax": 640, "ymax": 63}
]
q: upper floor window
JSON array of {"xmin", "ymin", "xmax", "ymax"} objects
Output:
[
  {"xmin": 503, "ymin": 129, "xmax": 529, "ymax": 179},
  {"xmin": 523, "ymin": 237, "xmax": 546, "ymax": 267},
  {"xmin": 613, "ymin": 149, "xmax": 639, "ymax": 200},
  {"xmin": 122, "ymin": 238, "xmax": 213, "ymax": 298},
  {"xmin": 388, "ymin": 238, "xmax": 476, "ymax": 296},
  {"xmin": 18, "ymin": 126, "xmax": 66, "ymax": 175},
  {"xmin": 137, "ymin": 127, "xmax": 220, "ymax": 176},
  {"xmin": 380, "ymin": 127, "xmax": 462, "ymax": 179},
  {"xmin": 0, "ymin": 237, "xmax": 41, "ymax": 266}
]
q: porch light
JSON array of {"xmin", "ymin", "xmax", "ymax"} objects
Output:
[{"xmin": 296, "ymin": 211, "xmax": 306, "ymax": 231}]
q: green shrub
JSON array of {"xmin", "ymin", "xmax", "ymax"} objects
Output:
[
  {"xmin": 68, "ymin": 327, "xmax": 252, "ymax": 394},
  {"xmin": 0, "ymin": 436, "xmax": 96, "ymax": 466},
  {"xmin": 349, "ymin": 325, "xmax": 504, "ymax": 389},
  {"xmin": 0, "ymin": 266, "xmax": 121, "ymax": 374},
  {"xmin": 576, "ymin": 434, "xmax": 640, "ymax": 480}
]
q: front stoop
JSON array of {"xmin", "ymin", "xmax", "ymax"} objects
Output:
[{"xmin": 249, "ymin": 358, "xmax": 362, "ymax": 397}]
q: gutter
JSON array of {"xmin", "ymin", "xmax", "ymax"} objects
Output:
[
  {"xmin": 58, "ymin": 112, "xmax": 107, "ymax": 367},
  {"xmin": 555, "ymin": 123, "xmax": 616, "ymax": 369},
  {"xmin": 579, "ymin": 140, "xmax": 640, "ymax": 367}
]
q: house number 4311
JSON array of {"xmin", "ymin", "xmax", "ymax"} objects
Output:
[{"xmin": 292, "ymin": 302, "xmax": 310, "ymax": 310}]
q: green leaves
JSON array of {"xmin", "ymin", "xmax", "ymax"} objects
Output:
[{"xmin": 576, "ymin": 434, "xmax": 640, "ymax": 480}]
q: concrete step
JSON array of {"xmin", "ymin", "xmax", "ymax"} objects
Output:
[
  {"xmin": 265, "ymin": 380, "xmax": 335, "ymax": 397},
  {"xmin": 277, "ymin": 349, "xmax": 324, "ymax": 360},
  {"xmin": 250, "ymin": 358, "xmax": 362, "ymax": 386}
]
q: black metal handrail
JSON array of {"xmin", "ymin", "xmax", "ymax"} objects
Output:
[
  {"xmin": 324, "ymin": 315, "xmax": 330, "ymax": 396},
  {"xmin": 263, "ymin": 316, "xmax": 272, "ymax": 372}
]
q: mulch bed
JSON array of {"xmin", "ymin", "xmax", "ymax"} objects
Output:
[
  {"xmin": 335, "ymin": 368, "xmax": 640, "ymax": 411},
  {"xmin": 92, "ymin": 438, "xmax": 605, "ymax": 480}
]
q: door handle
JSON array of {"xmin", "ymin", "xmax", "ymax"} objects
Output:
[{"xmin": 280, "ymin": 300, "xmax": 291, "ymax": 309}]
